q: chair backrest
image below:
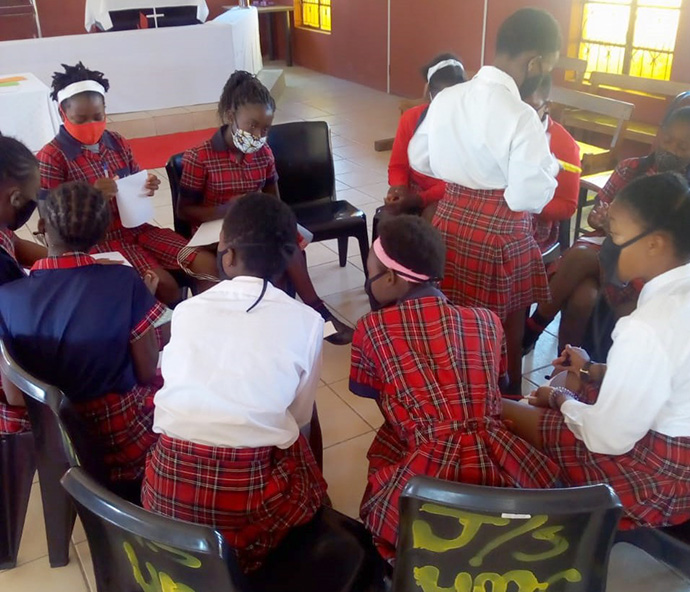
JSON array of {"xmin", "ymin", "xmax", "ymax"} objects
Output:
[
  {"xmin": 61, "ymin": 467, "xmax": 246, "ymax": 592},
  {"xmin": 589, "ymin": 72, "xmax": 689, "ymax": 100},
  {"xmin": 556, "ymin": 56, "xmax": 588, "ymax": 84},
  {"xmin": 165, "ymin": 153, "xmax": 193, "ymax": 239},
  {"xmin": 267, "ymin": 121, "xmax": 336, "ymax": 206},
  {"xmin": 0, "ymin": 340, "xmax": 107, "ymax": 483},
  {"xmin": 550, "ymin": 86, "xmax": 635, "ymax": 149},
  {"xmin": 392, "ymin": 476, "xmax": 623, "ymax": 592}
]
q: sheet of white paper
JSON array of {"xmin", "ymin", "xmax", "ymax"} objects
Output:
[
  {"xmin": 115, "ymin": 170, "xmax": 154, "ymax": 228},
  {"xmin": 187, "ymin": 219, "xmax": 223, "ymax": 248},
  {"xmin": 91, "ymin": 251, "xmax": 133, "ymax": 267},
  {"xmin": 323, "ymin": 321, "xmax": 337, "ymax": 339},
  {"xmin": 297, "ymin": 223, "xmax": 313, "ymax": 245},
  {"xmin": 578, "ymin": 236, "xmax": 606, "ymax": 246}
]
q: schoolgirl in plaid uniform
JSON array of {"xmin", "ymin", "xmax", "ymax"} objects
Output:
[
  {"xmin": 143, "ymin": 194, "xmax": 327, "ymax": 573},
  {"xmin": 0, "ymin": 183, "xmax": 164, "ymax": 482},
  {"xmin": 36, "ymin": 62, "xmax": 217, "ymax": 305},
  {"xmin": 523, "ymin": 107, "xmax": 690, "ymax": 353},
  {"xmin": 177, "ymin": 70, "xmax": 353, "ymax": 344},
  {"xmin": 504, "ymin": 173, "xmax": 690, "ymax": 530},
  {"xmin": 351, "ymin": 216, "xmax": 559, "ymax": 560},
  {"xmin": 0, "ymin": 137, "xmax": 42, "ymax": 435},
  {"xmin": 383, "ymin": 55, "xmax": 465, "ymax": 216},
  {"xmin": 408, "ymin": 9, "xmax": 562, "ymax": 394}
]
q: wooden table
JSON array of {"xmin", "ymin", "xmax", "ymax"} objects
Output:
[{"xmin": 224, "ymin": 4, "xmax": 293, "ymax": 66}]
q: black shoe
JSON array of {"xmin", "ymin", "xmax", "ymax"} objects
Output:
[{"xmin": 324, "ymin": 314, "xmax": 354, "ymax": 345}]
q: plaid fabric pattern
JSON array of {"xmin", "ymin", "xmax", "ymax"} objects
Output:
[
  {"xmin": 180, "ymin": 127, "xmax": 278, "ymax": 208},
  {"xmin": 433, "ymin": 184, "xmax": 550, "ymax": 321},
  {"xmin": 541, "ymin": 408, "xmax": 690, "ymax": 530},
  {"xmin": 532, "ymin": 218, "xmax": 560, "ymax": 252},
  {"xmin": 73, "ymin": 380, "xmax": 161, "ymax": 482},
  {"xmin": 31, "ymin": 253, "xmax": 165, "ymax": 340},
  {"xmin": 37, "ymin": 128, "xmax": 195, "ymax": 274},
  {"xmin": 0, "ymin": 392, "xmax": 30, "ymax": 434},
  {"xmin": 350, "ymin": 295, "xmax": 559, "ymax": 559},
  {"xmin": 597, "ymin": 157, "xmax": 650, "ymax": 206},
  {"xmin": 0, "ymin": 228, "xmax": 16, "ymax": 259},
  {"xmin": 142, "ymin": 434, "xmax": 327, "ymax": 573}
]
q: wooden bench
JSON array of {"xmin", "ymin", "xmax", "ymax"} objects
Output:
[
  {"xmin": 564, "ymin": 72, "xmax": 690, "ymax": 145},
  {"xmin": 557, "ymin": 56, "xmax": 587, "ymax": 84},
  {"xmin": 550, "ymin": 86, "xmax": 634, "ymax": 175}
]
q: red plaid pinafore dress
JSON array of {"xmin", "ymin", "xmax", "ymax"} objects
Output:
[
  {"xmin": 350, "ymin": 290, "xmax": 559, "ymax": 559},
  {"xmin": 433, "ymin": 184, "xmax": 549, "ymax": 321}
]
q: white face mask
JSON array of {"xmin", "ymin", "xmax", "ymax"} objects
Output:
[{"xmin": 231, "ymin": 125, "xmax": 267, "ymax": 154}]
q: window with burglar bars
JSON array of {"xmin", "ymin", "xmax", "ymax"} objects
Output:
[
  {"xmin": 295, "ymin": 0, "xmax": 331, "ymax": 32},
  {"xmin": 578, "ymin": 0, "xmax": 682, "ymax": 80}
]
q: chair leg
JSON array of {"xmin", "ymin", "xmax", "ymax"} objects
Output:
[
  {"xmin": 308, "ymin": 405, "xmax": 323, "ymax": 471},
  {"xmin": 0, "ymin": 432, "xmax": 36, "ymax": 570},
  {"xmin": 574, "ymin": 186, "xmax": 587, "ymax": 241},
  {"xmin": 356, "ymin": 227, "xmax": 370, "ymax": 278},
  {"xmin": 337, "ymin": 236, "xmax": 348, "ymax": 268},
  {"xmin": 35, "ymin": 456, "xmax": 76, "ymax": 567}
]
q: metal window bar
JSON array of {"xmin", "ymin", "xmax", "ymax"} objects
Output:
[{"xmin": 578, "ymin": 0, "xmax": 681, "ymax": 80}]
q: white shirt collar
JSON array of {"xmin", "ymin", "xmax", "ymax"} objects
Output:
[
  {"xmin": 475, "ymin": 66, "xmax": 521, "ymax": 99},
  {"xmin": 638, "ymin": 261, "xmax": 690, "ymax": 306}
]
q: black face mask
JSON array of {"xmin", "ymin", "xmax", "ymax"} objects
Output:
[
  {"xmin": 599, "ymin": 229, "xmax": 655, "ymax": 287},
  {"xmin": 8, "ymin": 199, "xmax": 37, "ymax": 231},
  {"xmin": 655, "ymin": 149, "xmax": 690, "ymax": 173},
  {"xmin": 216, "ymin": 246, "xmax": 231, "ymax": 281},
  {"xmin": 364, "ymin": 270, "xmax": 387, "ymax": 311}
]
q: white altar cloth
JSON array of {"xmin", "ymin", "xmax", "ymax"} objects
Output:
[
  {"xmin": 0, "ymin": 8, "xmax": 261, "ymax": 114},
  {"xmin": 0, "ymin": 73, "xmax": 61, "ymax": 152}
]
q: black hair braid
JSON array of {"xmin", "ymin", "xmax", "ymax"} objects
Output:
[
  {"xmin": 617, "ymin": 172, "xmax": 690, "ymax": 258},
  {"xmin": 42, "ymin": 182, "xmax": 111, "ymax": 252},
  {"xmin": 218, "ymin": 70, "xmax": 275, "ymax": 119},
  {"xmin": 0, "ymin": 136, "xmax": 39, "ymax": 185},
  {"xmin": 378, "ymin": 215, "xmax": 446, "ymax": 280},
  {"xmin": 222, "ymin": 192, "xmax": 296, "ymax": 279},
  {"xmin": 50, "ymin": 62, "xmax": 110, "ymax": 103}
]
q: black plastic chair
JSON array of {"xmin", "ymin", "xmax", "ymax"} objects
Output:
[
  {"xmin": 268, "ymin": 122, "xmax": 370, "ymax": 275},
  {"xmin": 61, "ymin": 466, "xmax": 388, "ymax": 592},
  {"xmin": 0, "ymin": 340, "xmax": 79, "ymax": 567},
  {"xmin": 615, "ymin": 520, "xmax": 690, "ymax": 579},
  {"xmin": 392, "ymin": 476, "xmax": 622, "ymax": 592},
  {"xmin": 165, "ymin": 153, "xmax": 193, "ymax": 240},
  {"xmin": 0, "ymin": 340, "xmax": 139, "ymax": 567},
  {"xmin": 0, "ymin": 430, "xmax": 35, "ymax": 569}
]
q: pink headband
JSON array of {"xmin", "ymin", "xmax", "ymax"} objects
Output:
[{"xmin": 373, "ymin": 238, "xmax": 431, "ymax": 284}]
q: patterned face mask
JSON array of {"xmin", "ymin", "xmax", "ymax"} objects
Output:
[{"xmin": 231, "ymin": 123, "xmax": 267, "ymax": 154}]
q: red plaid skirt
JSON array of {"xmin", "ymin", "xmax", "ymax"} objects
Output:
[
  {"xmin": 142, "ymin": 434, "xmax": 328, "ymax": 573},
  {"xmin": 541, "ymin": 409, "xmax": 690, "ymax": 530},
  {"xmin": 361, "ymin": 417, "xmax": 560, "ymax": 559},
  {"xmin": 92, "ymin": 224, "xmax": 197, "ymax": 277},
  {"xmin": 0, "ymin": 390, "xmax": 30, "ymax": 434},
  {"xmin": 74, "ymin": 382, "xmax": 160, "ymax": 483},
  {"xmin": 433, "ymin": 184, "xmax": 550, "ymax": 321}
]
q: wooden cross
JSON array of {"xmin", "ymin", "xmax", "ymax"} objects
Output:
[{"xmin": 144, "ymin": 7, "xmax": 165, "ymax": 28}]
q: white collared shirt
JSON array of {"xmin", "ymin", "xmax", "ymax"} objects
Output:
[
  {"xmin": 561, "ymin": 262, "xmax": 690, "ymax": 454},
  {"xmin": 408, "ymin": 66, "xmax": 558, "ymax": 213},
  {"xmin": 153, "ymin": 277, "xmax": 324, "ymax": 449}
]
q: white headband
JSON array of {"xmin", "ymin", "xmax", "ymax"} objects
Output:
[
  {"xmin": 56, "ymin": 80, "xmax": 106, "ymax": 105},
  {"xmin": 427, "ymin": 59, "xmax": 464, "ymax": 82}
]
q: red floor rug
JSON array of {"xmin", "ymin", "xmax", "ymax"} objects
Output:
[{"xmin": 129, "ymin": 128, "xmax": 216, "ymax": 170}]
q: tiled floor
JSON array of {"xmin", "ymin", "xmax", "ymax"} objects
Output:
[{"xmin": 3, "ymin": 66, "xmax": 689, "ymax": 592}]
